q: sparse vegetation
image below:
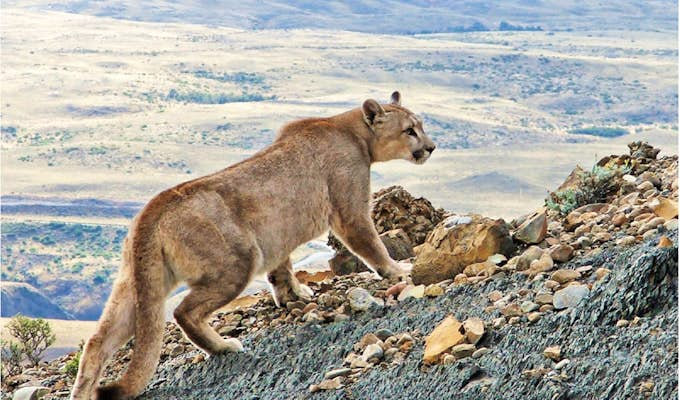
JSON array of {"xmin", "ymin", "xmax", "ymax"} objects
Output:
[
  {"xmin": 569, "ymin": 127, "xmax": 629, "ymax": 138},
  {"xmin": 546, "ymin": 165, "xmax": 628, "ymax": 215},
  {"xmin": 5, "ymin": 315, "xmax": 56, "ymax": 367},
  {"xmin": 63, "ymin": 340, "xmax": 83, "ymax": 377},
  {"xmin": 1, "ymin": 340, "xmax": 24, "ymax": 377},
  {"xmin": 166, "ymin": 89, "xmax": 274, "ymax": 104}
]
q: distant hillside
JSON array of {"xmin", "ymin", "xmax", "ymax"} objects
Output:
[
  {"xmin": 6, "ymin": 0, "xmax": 677, "ymax": 33},
  {"xmin": 0, "ymin": 282, "xmax": 72, "ymax": 319},
  {"xmin": 448, "ymin": 171, "xmax": 546, "ymax": 196}
]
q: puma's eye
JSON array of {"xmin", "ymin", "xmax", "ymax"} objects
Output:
[{"xmin": 406, "ymin": 129, "xmax": 418, "ymax": 137}]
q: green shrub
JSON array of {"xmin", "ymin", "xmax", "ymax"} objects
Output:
[
  {"xmin": 1, "ymin": 340, "xmax": 24, "ymax": 377},
  {"xmin": 546, "ymin": 165, "xmax": 628, "ymax": 215},
  {"xmin": 6, "ymin": 315, "xmax": 56, "ymax": 367},
  {"xmin": 63, "ymin": 341, "xmax": 83, "ymax": 377}
]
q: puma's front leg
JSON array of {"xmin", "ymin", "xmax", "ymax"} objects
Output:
[
  {"xmin": 331, "ymin": 215, "xmax": 410, "ymax": 280},
  {"xmin": 267, "ymin": 258, "xmax": 313, "ymax": 307}
]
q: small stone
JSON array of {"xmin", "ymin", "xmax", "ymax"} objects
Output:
[
  {"xmin": 516, "ymin": 246, "xmax": 544, "ymax": 271},
  {"xmin": 501, "ymin": 303, "xmax": 523, "ymax": 317},
  {"xmin": 472, "ymin": 347, "xmax": 491, "ymax": 358},
  {"xmin": 355, "ymin": 333, "xmax": 381, "ymax": 351},
  {"xmin": 539, "ymin": 304, "xmax": 554, "ymax": 312},
  {"xmin": 492, "ymin": 317, "xmax": 506, "ymax": 329},
  {"xmin": 192, "ymin": 354, "xmax": 205, "ymax": 364},
  {"xmin": 348, "ymin": 287, "xmax": 380, "ymax": 312},
  {"xmin": 450, "ymin": 343, "xmax": 476, "ymax": 359},
  {"xmin": 535, "ymin": 293, "xmax": 554, "ymax": 305},
  {"xmin": 576, "ymin": 236, "xmax": 592, "ymax": 248},
  {"xmin": 543, "ymin": 345, "xmax": 561, "ymax": 361},
  {"xmin": 616, "ymin": 319, "xmax": 629, "ymax": 328},
  {"xmin": 302, "ymin": 303, "xmax": 318, "ymax": 314},
  {"xmin": 453, "ymin": 273, "xmax": 469, "ymax": 284},
  {"xmin": 595, "ymin": 268, "xmax": 611, "ymax": 280},
  {"xmin": 664, "ymin": 219, "xmax": 678, "ymax": 231},
  {"xmin": 424, "ymin": 316, "xmax": 466, "ymax": 363},
  {"xmin": 527, "ymin": 252, "xmax": 554, "ymax": 276},
  {"xmin": 316, "ymin": 377, "xmax": 343, "ymax": 391},
  {"xmin": 463, "ymin": 317, "xmax": 485, "ymax": 344},
  {"xmin": 12, "ymin": 387, "xmax": 50, "ymax": 400},
  {"xmin": 574, "ymin": 224, "xmax": 591, "ymax": 237},
  {"xmin": 218, "ymin": 325, "xmax": 237, "ymax": 336},
  {"xmin": 657, "ymin": 236, "xmax": 673, "ymax": 248},
  {"xmin": 550, "ymin": 269, "xmax": 582, "ymax": 284},
  {"xmin": 612, "ymin": 213, "xmax": 628, "ymax": 227},
  {"xmin": 508, "ymin": 316, "xmax": 521, "ymax": 325},
  {"xmin": 651, "ymin": 197, "xmax": 678, "ymax": 219},
  {"xmin": 549, "ymin": 244, "xmax": 574, "ymax": 263},
  {"xmin": 554, "ymin": 359, "xmax": 570, "ymax": 370},
  {"xmin": 527, "ymin": 312, "xmax": 542, "ymax": 323},
  {"xmin": 637, "ymin": 181, "xmax": 655, "ymax": 192},
  {"xmin": 324, "ymin": 368, "xmax": 352, "ymax": 380},
  {"xmin": 442, "ymin": 354, "xmax": 456, "ymax": 364},
  {"xmin": 639, "ymin": 381, "xmax": 655, "ymax": 393},
  {"xmin": 487, "ymin": 290, "xmax": 503, "ymax": 302},
  {"xmin": 350, "ymin": 357, "xmax": 369, "ymax": 369},
  {"xmin": 362, "ymin": 343, "xmax": 384, "ymax": 362},
  {"xmin": 464, "ymin": 261, "xmax": 498, "ymax": 277},
  {"xmin": 487, "ymin": 254, "xmax": 507, "ymax": 265},
  {"xmin": 642, "ymin": 229, "xmax": 657, "ymax": 240},
  {"xmin": 514, "ymin": 210, "xmax": 548, "ymax": 244},
  {"xmin": 616, "ymin": 236, "xmax": 637, "ymax": 246},
  {"xmin": 286, "ymin": 301, "xmax": 306, "ymax": 311},
  {"xmin": 385, "ymin": 282, "xmax": 407, "ymax": 298},
  {"xmin": 553, "ymin": 284, "xmax": 590, "ymax": 309},
  {"xmin": 397, "ymin": 333, "xmax": 415, "ymax": 346},
  {"xmin": 383, "ymin": 347, "xmax": 399, "ymax": 361},
  {"xmin": 544, "ymin": 280, "xmax": 560, "ymax": 290},
  {"xmin": 520, "ymin": 301, "xmax": 539, "ymax": 313},
  {"xmin": 575, "ymin": 265, "xmax": 593, "ymax": 274},
  {"xmin": 424, "ymin": 284, "xmax": 444, "ymax": 297},
  {"xmin": 167, "ymin": 343, "xmax": 185, "ymax": 357},
  {"xmin": 374, "ymin": 329, "xmax": 395, "ymax": 341},
  {"xmin": 397, "ymin": 284, "xmax": 425, "ymax": 301}
]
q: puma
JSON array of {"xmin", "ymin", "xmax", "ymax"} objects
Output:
[{"xmin": 70, "ymin": 91, "xmax": 435, "ymax": 399}]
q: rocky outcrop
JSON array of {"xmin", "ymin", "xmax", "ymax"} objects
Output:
[
  {"xmin": 328, "ymin": 186, "xmax": 444, "ymax": 275},
  {"xmin": 411, "ymin": 215, "xmax": 515, "ymax": 285}
]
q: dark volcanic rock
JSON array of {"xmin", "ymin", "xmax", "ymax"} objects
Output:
[{"xmin": 135, "ymin": 233, "xmax": 677, "ymax": 400}]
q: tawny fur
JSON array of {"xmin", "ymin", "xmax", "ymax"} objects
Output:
[{"xmin": 70, "ymin": 92, "xmax": 435, "ymax": 400}]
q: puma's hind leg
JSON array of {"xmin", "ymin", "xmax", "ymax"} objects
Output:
[
  {"xmin": 171, "ymin": 224, "xmax": 258, "ymax": 355},
  {"xmin": 173, "ymin": 284, "xmax": 246, "ymax": 355},
  {"xmin": 267, "ymin": 258, "xmax": 314, "ymax": 307}
]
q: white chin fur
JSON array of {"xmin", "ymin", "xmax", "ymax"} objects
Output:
[{"xmin": 409, "ymin": 154, "xmax": 430, "ymax": 165}]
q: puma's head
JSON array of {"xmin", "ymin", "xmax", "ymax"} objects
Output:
[{"xmin": 361, "ymin": 91, "xmax": 436, "ymax": 165}]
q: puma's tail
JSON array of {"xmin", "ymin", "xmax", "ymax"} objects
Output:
[{"xmin": 95, "ymin": 197, "xmax": 173, "ymax": 399}]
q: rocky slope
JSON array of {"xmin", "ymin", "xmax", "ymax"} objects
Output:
[{"xmin": 2, "ymin": 142, "xmax": 677, "ymax": 399}]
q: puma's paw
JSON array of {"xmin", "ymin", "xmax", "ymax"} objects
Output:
[
  {"xmin": 221, "ymin": 338, "xmax": 244, "ymax": 353},
  {"xmin": 294, "ymin": 284, "xmax": 314, "ymax": 302},
  {"xmin": 381, "ymin": 262, "xmax": 412, "ymax": 280}
]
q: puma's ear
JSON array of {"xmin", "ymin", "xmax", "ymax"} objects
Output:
[
  {"xmin": 390, "ymin": 91, "xmax": 401, "ymax": 106},
  {"xmin": 362, "ymin": 99, "xmax": 385, "ymax": 125}
]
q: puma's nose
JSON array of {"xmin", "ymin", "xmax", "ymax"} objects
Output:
[{"xmin": 426, "ymin": 145, "xmax": 436, "ymax": 153}]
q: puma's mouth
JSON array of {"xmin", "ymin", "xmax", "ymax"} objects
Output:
[{"xmin": 411, "ymin": 149, "xmax": 431, "ymax": 164}]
